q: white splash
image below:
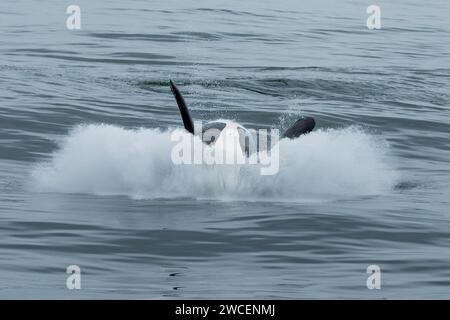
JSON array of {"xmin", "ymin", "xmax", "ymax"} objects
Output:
[{"xmin": 31, "ymin": 123, "xmax": 399, "ymax": 201}]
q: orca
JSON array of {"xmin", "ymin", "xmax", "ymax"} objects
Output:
[{"xmin": 169, "ymin": 80, "xmax": 315, "ymax": 157}]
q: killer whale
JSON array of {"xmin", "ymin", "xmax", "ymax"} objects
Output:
[{"xmin": 169, "ymin": 80, "xmax": 315, "ymax": 155}]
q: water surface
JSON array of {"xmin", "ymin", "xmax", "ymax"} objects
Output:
[{"xmin": 0, "ymin": 0, "xmax": 449, "ymax": 298}]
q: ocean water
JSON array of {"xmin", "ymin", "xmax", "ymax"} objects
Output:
[{"xmin": 0, "ymin": 0, "xmax": 449, "ymax": 298}]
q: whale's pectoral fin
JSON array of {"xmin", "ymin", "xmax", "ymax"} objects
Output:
[
  {"xmin": 169, "ymin": 80, "xmax": 195, "ymax": 135},
  {"xmin": 282, "ymin": 117, "xmax": 315, "ymax": 139}
]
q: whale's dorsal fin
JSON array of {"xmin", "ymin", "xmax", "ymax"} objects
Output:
[
  {"xmin": 170, "ymin": 80, "xmax": 195, "ymax": 134},
  {"xmin": 282, "ymin": 117, "xmax": 315, "ymax": 139}
]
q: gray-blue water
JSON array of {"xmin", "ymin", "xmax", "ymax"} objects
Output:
[{"xmin": 1, "ymin": 0, "xmax": 449, "ymax": 299}]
